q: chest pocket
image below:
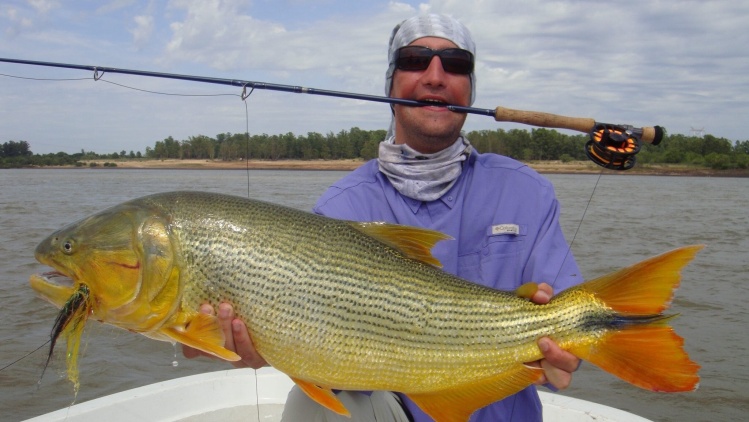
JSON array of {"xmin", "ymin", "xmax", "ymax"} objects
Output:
[{"xmin": 457, "ymin": 224, "xmax": 526, "ymax": 286}]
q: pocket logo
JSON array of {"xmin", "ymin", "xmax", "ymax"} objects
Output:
[{"xmin": 491, "ymin": 224, "xmax": 520, "ymax": 236}]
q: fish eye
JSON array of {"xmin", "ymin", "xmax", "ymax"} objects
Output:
[{"xmin": 62, "ymin": 240, "xmax": 74, "ymax": 255}]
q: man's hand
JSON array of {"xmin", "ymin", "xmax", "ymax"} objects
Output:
[
  {"xmin": 526, "ymin": 283, "xmax": 580, "ymax": 391},
  {"xmin": 182, "ymin": 303, "xmax": 268, "ymax": 369}
]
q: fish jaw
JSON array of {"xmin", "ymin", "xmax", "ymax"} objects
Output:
[{"xmin": 30, "ymin": 271, "xmax": 77, "ymax": 308}]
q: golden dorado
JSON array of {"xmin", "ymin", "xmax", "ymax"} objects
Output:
[{"xmin": 31, "ymin": 191, "xmax": 700, "ymax": 421}]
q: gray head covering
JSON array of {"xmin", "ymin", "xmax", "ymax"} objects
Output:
[
  {"xmin": 385, "ymin": 14, "xmax": 477, "ymax": 105},
  {"xmin": 378, "ymin": 15, "xmax": 476, "ymax": 201}
]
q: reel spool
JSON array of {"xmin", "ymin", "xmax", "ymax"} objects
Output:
[{"xmin": 585, "ymin": 124, "xmax": 642, "ymax": 170}]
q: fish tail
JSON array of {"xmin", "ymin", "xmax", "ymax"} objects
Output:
[{"xmin": 569, "ymin": 245, "xmax": 703, "ymax": 392}]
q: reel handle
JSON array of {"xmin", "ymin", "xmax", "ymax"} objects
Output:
[{"xmin": 493, "ymin": 106, "xmax": 663, "ymax": 144}]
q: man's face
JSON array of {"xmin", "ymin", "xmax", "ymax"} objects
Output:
[{"xmin": 390, "ymin": 37, "xmax": 472, "ymax": 154}]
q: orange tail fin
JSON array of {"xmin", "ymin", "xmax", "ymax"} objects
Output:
[
  {"xmin": 571, "ymin": 324, "xmax": 700, "ymax": 392},
  {"xmin": 569, "ymin": 245, "xmax": 703, "ymax": 392},
  {"xmin": 580, "ymin": 245, "xmax": 703, "ymax": 315}
]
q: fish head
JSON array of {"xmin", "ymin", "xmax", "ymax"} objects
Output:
[{"xmin": 30, "ymin": 201, "xmax": 181, "ymax": 331}]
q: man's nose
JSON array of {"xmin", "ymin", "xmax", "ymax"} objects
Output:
[{"xmin": 421, "ymin": 56, "xmax": 447, "ymax": 85}]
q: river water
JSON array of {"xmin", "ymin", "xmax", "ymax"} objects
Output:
[{"xmin": 1, "ymin": 168, "xmax": 747, "ymax": 421}]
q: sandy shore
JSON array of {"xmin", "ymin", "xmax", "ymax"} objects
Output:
[{"xmin": 64, "ymin": 158, "xmax": 746, "ymax": 177}]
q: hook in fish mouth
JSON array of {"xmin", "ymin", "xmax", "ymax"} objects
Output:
[{"xmin": 40, "ymin": 283, "xmax": 92, "ymax": 394}]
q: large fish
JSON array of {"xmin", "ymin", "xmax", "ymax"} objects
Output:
[{"xmin": 30, "ymin": 191, "xmax": 700, "ymax": 422}]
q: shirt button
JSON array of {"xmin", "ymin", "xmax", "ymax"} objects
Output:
[{"xmin": 447, "ymin": 196, "xmax": 453, "ymax": 201}]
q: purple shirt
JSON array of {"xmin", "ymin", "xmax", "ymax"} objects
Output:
[{"xmin": 313, "ymin": 151, "xmax": 583, "ymax": 421}]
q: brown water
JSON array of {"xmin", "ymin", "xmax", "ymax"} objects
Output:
[{"xmin": 1, "ymin": 169, "xmax": 747, "ymax": 421}]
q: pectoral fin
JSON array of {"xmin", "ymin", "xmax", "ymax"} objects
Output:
[
  {"xmin": 515, "ymin": 282, "xmax": 539, "ymax": 299},
  {"xmin": 161, "ymin": 313, "xmax": 241, "ymax": 361},
  {"xmin": 291, "ymin": 377, "xmax": 351, "ymax": 417},
  {"xmin": 406, "ymin": 365, "xmax": 543, "ymax": 422}
]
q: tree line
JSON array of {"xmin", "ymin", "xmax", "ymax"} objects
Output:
[{"xmin": 2, "ymin": 127, "xmax": 748, "ymax": 170}]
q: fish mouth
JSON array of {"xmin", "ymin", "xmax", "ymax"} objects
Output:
[
  {"xmin": 30, "ymin": 270, "xmax": 77, "ymax": 309},
  {"xmin": 36, "ymin": 270, "xmax": 74, "ymax": 285}
]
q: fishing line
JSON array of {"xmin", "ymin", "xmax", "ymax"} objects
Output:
[
  {"xmin": 95, "ymin": 78, "xmax": 240, "ymax": 98},
  {"xmin": 254, "ymin": 368, "xmax": 261, "ymax": 421},
  {"xmin": 0, "ymin": 70, "xmax": 241, "ymax": 99},
  {"xmin": 0, "ymin": 340, "xmax": 50, "ymax": 372},
  {"xmin": 552, "ymin": 168, "xmax": 606, "ymax": 287},
  {"xmin": 0, "ymin": 72, "xmax": 89, "ymax": 82},
  {"xmin": 239, "ymin": 77, "xmax": 261, "ymax": 422},
  {"xmin": 242, "ymin": 86, "xmax": 255, "ymax": 198},
  {"xmin": 240, "ymin": 85, "xmax": 262, "ymax": 420},
  {"xmin": 2, "ymin": 69, "xmax": 257, "ymax": 193}
]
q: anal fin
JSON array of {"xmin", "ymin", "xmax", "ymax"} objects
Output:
[
  {"xmin": 291, "ymin": 377, "xmax": 351, "ymax": 417},
  {"xmin": 406, "ymin": 365, "xmax": 543, "ymax": 422}
]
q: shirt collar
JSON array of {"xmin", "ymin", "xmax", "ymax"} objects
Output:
[{"xmin": 401, "ymin": 150, "xmax": 475, "ymax": 213}]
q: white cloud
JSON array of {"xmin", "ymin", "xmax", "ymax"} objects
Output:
[
  {"xmin": 131, "ymin": 14, "xmax": 154, "ymax": 47},
  {"xmin": 1, "ymin": 6, "xmax": 33, "ymax": 37},
  {"xmin": 164, "ymin": 0, "xmax": 287, "ymax": 70},
  {"xmin": 96, "ymin": 0, "xmax": 137, "ymax": 15},
  {"xmin": 27, "ymin": 0, "xmax": 59, "ymax": 14}
]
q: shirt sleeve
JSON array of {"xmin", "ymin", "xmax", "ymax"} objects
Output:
[{"xmin": 313, "ymin": 162, "xmax": 385, "ymax": 221}]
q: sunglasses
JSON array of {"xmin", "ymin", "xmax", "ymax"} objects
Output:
[{"xmin": 395, "ymin": 46, "xmax": 474, "ymax": 75}]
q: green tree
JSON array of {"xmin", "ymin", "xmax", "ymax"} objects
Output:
[
  {"xmin": 1, "ymin": 140, "xmax": 32, "ymax": 157},
  {"xmin": 735, "ymin": 140, "xmax": 749, "ymax": 155}
]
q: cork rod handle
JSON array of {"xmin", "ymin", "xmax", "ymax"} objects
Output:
[{"xmin": 494, "ymin": 106, "xmax": 662, "ymax": 144}]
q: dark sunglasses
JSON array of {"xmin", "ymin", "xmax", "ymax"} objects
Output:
[{"xmin": 395, "ymin": 46, "xmax": 474, "ymax": 75}]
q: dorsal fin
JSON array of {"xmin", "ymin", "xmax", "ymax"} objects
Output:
[{"xmin": 352, "ymin": 222, "xmax": 452, "ymax": 268}]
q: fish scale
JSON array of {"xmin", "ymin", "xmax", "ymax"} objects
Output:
[
  {"xmin": 140, "ymin": 192, "xmax": 604, "ymax": 389},
  {"xmin": 31, "ymin": 191, "xmax": 701, "ymax": 422}
]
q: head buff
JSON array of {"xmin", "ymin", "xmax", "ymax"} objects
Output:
[
  {"xmin": 385, "ymin": 14, "xmax": 477, "ymax": 104},
  {"xmin": 379, "ymin": 14, "xmax": 477, "ymax": 202}
]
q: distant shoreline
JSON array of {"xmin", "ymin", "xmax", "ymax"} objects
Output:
[{"xmin": 19, "ymin": 158, "xmax": 749, "ymax": 177}]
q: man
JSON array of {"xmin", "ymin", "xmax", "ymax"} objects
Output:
[{"xmin": 185, "ymin": 13, "xmax": 582, "ymax": 421}]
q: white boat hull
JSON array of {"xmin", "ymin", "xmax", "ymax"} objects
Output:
[{"xmin": 24, "ymin": 368, "xmax": 651, "ymax": 422}]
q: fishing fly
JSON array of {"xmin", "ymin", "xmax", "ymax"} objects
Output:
[{"xmin": 42, "ymin": 283, "xmax": 92, "ymax": 395}]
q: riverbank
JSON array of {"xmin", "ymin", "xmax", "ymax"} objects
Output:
[
  {"xmin": 69, "ymin": 158, "xmax": 749, "ymax": 177},
  {"xmin": 106, "ymin": 158, "xmax": 365, "ymax": 171}
]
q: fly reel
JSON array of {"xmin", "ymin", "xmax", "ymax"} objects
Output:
[{"xmin": 585, "ymin": 124, "xmax": 647, "ymax": 170}]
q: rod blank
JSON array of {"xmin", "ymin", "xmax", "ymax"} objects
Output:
[{"xmin": 0, "ymin": 57, "xmax": 663, "ymax": 144}]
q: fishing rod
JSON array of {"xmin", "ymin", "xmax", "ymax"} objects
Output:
[{"xmin": 1, "ymin": 57, "xmax": 664, "ymax": 170}]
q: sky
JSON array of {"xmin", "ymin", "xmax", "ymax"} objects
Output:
[{"xmin": 1, "ymin": 0, "xmax": 747, "ymax": 155}]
